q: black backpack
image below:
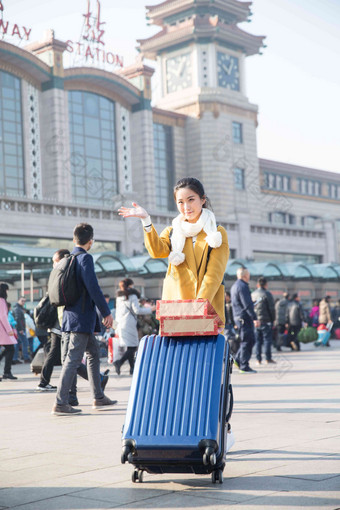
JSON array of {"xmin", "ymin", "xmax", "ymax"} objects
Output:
[
  {"xmin": 34, "ymin": 295, "xmax": 58, "ymax": 329},
  {"xmin": 48, "ymin": 253, "xmax": 84, "ymax": 307}
]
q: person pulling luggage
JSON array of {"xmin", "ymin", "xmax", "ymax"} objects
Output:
[
  {"xmin": 119, "ymin": 177, "xmax": 234, "ymax": 474},
  {"xmin": 118, "ymin": 177, "xmax": 229, "ymax": 329}
]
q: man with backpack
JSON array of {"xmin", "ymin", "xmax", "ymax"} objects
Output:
[
  {"xmin": 251, "ymin": 277, "xmax": 276, "ymax": 365},
  {"xmin": 51, "ymin": 223, "xmax": 116, "ymax": 416}
]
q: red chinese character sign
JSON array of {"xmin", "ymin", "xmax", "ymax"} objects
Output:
[
  {"xmin": 0, "ymin": 1, "xmax": 32, "ymax": 42},
  {"xmin": 65, "ymin": 0, "xmax": 123, "ymax": 70}
]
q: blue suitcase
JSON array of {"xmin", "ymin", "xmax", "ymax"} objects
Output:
[{"xmin": 121, "ymin": 334, "xmax": 233, "ymax": 484}]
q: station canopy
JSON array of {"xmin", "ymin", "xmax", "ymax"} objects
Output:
[{"xmin": 0, "ymin": 247, "xmax": 339, "ymax": 284}]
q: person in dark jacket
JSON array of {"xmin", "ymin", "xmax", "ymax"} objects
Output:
[
  {"xmin": 12, "ymin": 297, "xmax": 30, "ymax": 363},
  {"xmin": 332, "ymin": 299, "xmax": 340, "ymax": 329},
  {"xmin": 251, "ymin": 277, "xmax": 276, "ymax": 365},
  {"xmin": 230, "ymin": 267, "xmax": 259, "ymax": 373},
  {"xmin": 52, "ymin": 223, "xmax": 116, "ymax": 416},
  {"xmin": 36, "ymin": 249, "xmax": 70, "ymax": 392},
  {"xmin": 286, "ymin": 293, "xmax": 305, "ymax": 351},
  {"xmin": 275, "ymin": 292, "xmax": 290, "ymax": 350}
]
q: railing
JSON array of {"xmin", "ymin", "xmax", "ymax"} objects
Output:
[
  {"xmin": 250, "ymin": 224, "xmax": 325, "ymax": 239},
  {"xmin": 0, "ymin": 196, "xmax": 120, "ymax": 221}
]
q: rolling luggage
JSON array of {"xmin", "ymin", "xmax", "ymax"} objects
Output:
[
  {"xmin": 30, "ymin": 349, "xmax": 45, "ymax": 375},
  {"xmin": 315, "ymin": 322, "xmax": 333, "ymax": 347},
  {"xmin": 121, "ymin": 333, "xmax": 233, "ymax": 484}
]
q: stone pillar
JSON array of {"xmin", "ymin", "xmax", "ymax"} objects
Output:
[
  {"xmin": 236, "ymin": 211, "xmax": 253, "ymax": 260},
  {"xmin": 323, "ymin": 219, "xmax": 338, "ymax": 263},
  {"xmin": 25, "ymin": 30, "xmax": 71, "ymax": 202},
  {"xmin": 119, "ymin": 58, "xmax": 156, "ymax": 211}
]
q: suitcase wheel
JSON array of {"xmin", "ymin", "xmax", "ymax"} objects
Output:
[
  {"xmin": 212, "ymin": 469, "xmax": 223, "ymax": 484},
  {"xmin": 203, "ymin": 447, "xmax": 217, "ymax": 466},
  {"xmin": 132, "ymin": 469, "xmax": 144, "ymax": 483},
  {"xmin": 121, "ymin": 445, "xmax": 130, "ymax": 464}
]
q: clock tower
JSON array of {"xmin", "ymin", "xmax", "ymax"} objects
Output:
[
  {"xmin": 138, "ymin": 0, "xmax": 266, "ymax": 237},
  {"xmin": 138, "ymin": 0, "xmax": 265, "ymax": 112}
]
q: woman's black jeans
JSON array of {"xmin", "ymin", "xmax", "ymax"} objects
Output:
[
  {"xmin": 3, "ymin": 344, "xmax": 15, "ymax": 375},
  {"xmin": 119, "ymin": 346, "xmax": 137, "ymax": 371}
]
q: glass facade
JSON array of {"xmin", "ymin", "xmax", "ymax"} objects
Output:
[
  {"xmin": 153, "ymin": 123, "xmax": 175, "ymax": 211},
  {"xmin": 0, "ymin": 71, "xmax": 24, "ymax": 197},
  {"xmin": 68, "ymin": 91, "xmax": 118, "ymax": 206}
]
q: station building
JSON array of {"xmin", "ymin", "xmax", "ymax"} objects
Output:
[{"xmin": 0, "ymin": 0, "xmax": 339, "ymax": 304}]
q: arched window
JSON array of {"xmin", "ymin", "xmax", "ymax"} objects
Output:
[
  {"xmin": 0, "ymin": 71, "xmax": 24, "ymax": 196},
  {"xmin": 68, "ymin": 91, "xmax": 118, "ymax": 205}
]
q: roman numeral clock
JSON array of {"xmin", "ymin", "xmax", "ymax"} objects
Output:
[{"xmin": 217, "ymin": 52, "xmax": 240, "ymax": 91}]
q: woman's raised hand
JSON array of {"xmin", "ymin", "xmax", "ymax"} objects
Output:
[{"xmin": 118, "ymin": 202, "xmax": 149, "ymax": 219}]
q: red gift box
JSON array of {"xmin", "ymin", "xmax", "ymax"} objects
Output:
[
  {"xmin": 157, "ymin": 299, "xmax": 219, "ymax": 337},
  {"xmin": 156, "ymin": 299, "xmax": 217, "ymax": 320},
  {"xmin": 160, "ymin": 315, "xmax": 219, "ymax": 336}
]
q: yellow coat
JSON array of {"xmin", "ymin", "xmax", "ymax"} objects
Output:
[{"xmin": 144, "ymin": 225, "xmax": 230, "ymax": 326}]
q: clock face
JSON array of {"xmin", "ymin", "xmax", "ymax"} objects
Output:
[
  {"xmin": 217, "ymin": 52, "xmax": 240, "ymax": 91},
  {"xmin": 166, "ymin": 53, "xmax": 192, "ymax": 94}
]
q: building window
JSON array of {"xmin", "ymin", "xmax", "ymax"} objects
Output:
[
  {"xmin": 302, "ymin": 216, "xmax": 320, "ymax": 228},
  {"xmin": 68, "ymin": 91, "xmax": 118, "ymax": 206},
  {"xmin": 298, "ymin": 178, "xmax": 321, "ymax": 196},
  {"xmin": 264, "ymin": 172, "xmax": 291, "ymax": 192},
  {"xmin": 232, "ymin": 122, "xmax": 243, "ymax": 144},
  {"xmin": 269, "ymin": 212, "xmax": 295, "ymax": 225},
  {"xmin": 234, "ymin": 167, "xmax": 245, "ymax": 190},
  {"xmin": 153, "ymin": 123, "xmax": 175, "ymax": 211},
  {"xmin": 0, "ymin": 71, "xmax": 25, "ymax": 197},
  {"xmin": 282, "ymin": 175, "xmax": 291, "ymax": 191},
  {"xmin": 329, "ymin": 183, "xmax": 338, "ymax": 199}
]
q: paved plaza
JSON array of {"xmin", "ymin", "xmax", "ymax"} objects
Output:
[{"xmin": 1, "ymin": 341, "xmax": 340, "ymax": 510}]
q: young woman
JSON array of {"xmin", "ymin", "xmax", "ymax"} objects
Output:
[
  {"xmin": 114, "ymin": 278, "xmax": 154, "ymax": 375},
  {"xmin": 118, "ymin": 177, "xmax": 230, "ymax": 327},
  {"xmin": 0, "ymin": 283, "xmax": 18, "ymax": 380}
]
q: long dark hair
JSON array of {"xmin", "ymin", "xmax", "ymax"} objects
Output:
[
  {"xmin": 117, "ymin": 278, "xmax": 141, "ymax": 301},
  {"xmin": 0, "ymin": 282, "xmax": 9, "ymax": 300},
  {"xmin": 173, "ymin": 177, "xmax": 212, "ymax": 209}
]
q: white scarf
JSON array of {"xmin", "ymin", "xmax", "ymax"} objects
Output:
[{"xmin": 168, "ymin": 208, "xmax": 222, "ymax": 266}]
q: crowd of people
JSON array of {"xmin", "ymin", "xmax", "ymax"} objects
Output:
[
  {"xmin": 0, "ymin": 236, "xmax": 158, "ymax": 416},
  {"xmin": 225, "ymin": 269, "xmax": 340, "ymax": 373},
  {"xmin": 1, "ymin": 176, "xmax": 339, "ymax": 420}
]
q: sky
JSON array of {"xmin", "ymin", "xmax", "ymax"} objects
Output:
[{"xmin": 3, "ymin": 0, "xmax": 340, "ymax": 173}]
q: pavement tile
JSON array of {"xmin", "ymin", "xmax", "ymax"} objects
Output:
[
  {"xmin": 7, "ymin": 494, "xmax": 116, "ymax": 510},
  {"xmin": 256, "ymin": 457, "xmax": 340, "ymax": 481},
  {"xmin": 121, "ymin": 491, "xmax": 237, "ymax": 508},
  {"xmin": 1, "ymin": 348, "xmax": 340, "ymax": 510},
  {"xmin": 223, "ymin": 490, "xmax": 340, "ymax": 509},
  {"xmin": 69, "ymin": 483, "xmax": 175, "ymax": 506}
]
